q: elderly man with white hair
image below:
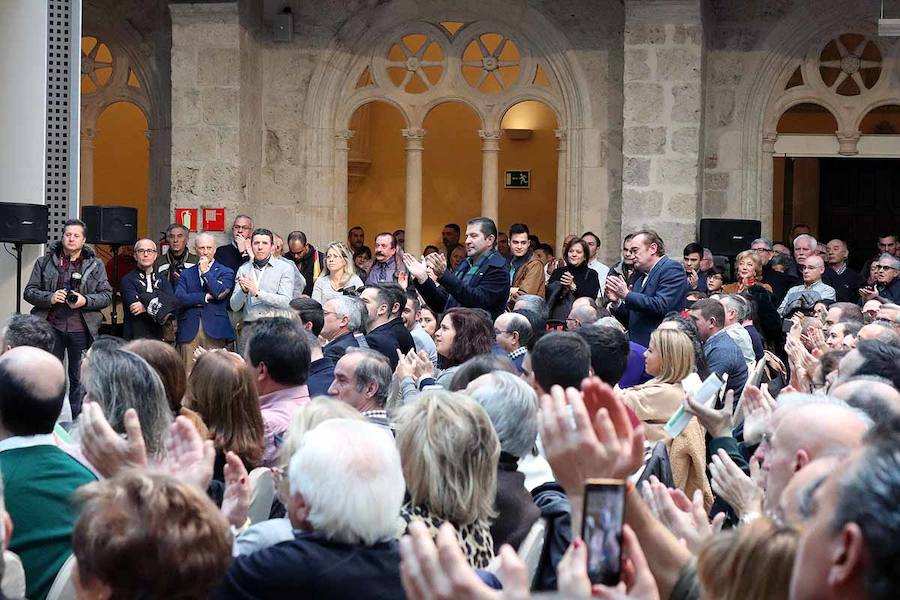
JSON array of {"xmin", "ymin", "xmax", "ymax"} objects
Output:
[
  {"xmin": 861, "ymin": 252, "xmax": 900, "ymax": 304},
  {"xmin": 214, "ymin": 419, "xmax": 406, "ymax": 599},
  {"xmin": 174, "ymin": 232, "xmax": 236, "ymax": 371},
  {"xmin": 777, "ymin": 254, "xmax": 836, "ymax": 316},
  {"xmin": 467, "ymin": 371, "xmax": 540, "ymax": 552}
]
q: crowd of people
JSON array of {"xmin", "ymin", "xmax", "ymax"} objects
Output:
[{"xmin": 1, "ymin": 213, "xmax": 898, "ymax": 599}]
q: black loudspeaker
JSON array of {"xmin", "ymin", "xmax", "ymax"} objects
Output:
[
  {"xmin": 81, "ymin": 206, "xmax": 137, "ymax": 245},
  {"xmin": 0, "ymin": 202, "xmax": 49, "ymax": 244},
  {"xmin": 699, "ymin": 218, "xmax": 761, "ymax": 257}
]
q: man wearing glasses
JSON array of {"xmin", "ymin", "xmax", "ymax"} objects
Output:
[
  {"xmin": 120, "ymin": 239, "xmax": 178, "ymax": 341},
  {"xmin": 214, "ymin": 214, "xmax": 254, "ymax": 273},
  {"xmin": 860, "ymin": 253, "xmax": 900, "ymax": 304},
  {"xmin": 777, "ymin": 255, "xmax": 836, "ymax": 316}
]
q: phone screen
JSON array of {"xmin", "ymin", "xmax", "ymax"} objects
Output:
[{"xmin": 582, "ymin": 479, "xmax": 625, "ymax": 586}]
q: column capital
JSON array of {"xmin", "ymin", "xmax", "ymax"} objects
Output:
[
  {"xmin": 761, "ymin": 131, "xmax": 778, "ymax": 153},
  {"xmin": 554, "ymin": 128, "xmax": 567, "ymax": 150},
  {"xmin": 402, "ymin": 128, "xmax": 426, "ymax": 150},
  {"xmin": 836, "ymin": 130, "xmax": 861, "ymax": 156},
  {"xmin": 479, "ymin": 129, "xmax": 501, "ymax": 151},
  {"xmin": 81, "ymin": 127, "xmax": 96, "ymax": 146},
  {"xmin": 335, "ymin": 129, "xmax": 355, "ymax": 151}
]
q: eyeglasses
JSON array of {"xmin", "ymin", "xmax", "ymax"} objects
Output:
[
  {"xmin": 494, "ymin": 329, "xmax": 513, "ymax": 335},
  {"xmin": 874, "ymin": 265, "xmax": 897, "ymax": 272},
  {"xmin": 799, "ymin": 265, "xmax": 821, "ymax": 271},
  {"xmin": 135, "ymin": 248, "xmax": 157, "ymax": 255},
  {"xmin": 751, "ymin": 247, "xmax": 772, "ymax": 254},
  {"xmin": 564, "ymin": 318, "xmax": 581, "ymax": 327}
]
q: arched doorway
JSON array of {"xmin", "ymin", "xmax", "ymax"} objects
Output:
[{"xmin": 499, "ymin": 100, "xmax": 558, "ymax": 246}]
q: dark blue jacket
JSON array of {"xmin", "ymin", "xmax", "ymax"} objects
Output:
[
  {"xmin": 365, "ymin": 318, "xmax": 415, "ymax": 370},
  {"xmin": 212, "ymin": 531, "xmax": 406, "ymax": 600},
  {"xmin": 307, "ymin": 357, "xmax": 335, "ymax": 397},
  {"xmin": 612, "ymin": 256, "xmax": 687, "ymax": 347},
  {"xmin": 174, "ymin": 262, "xmax": 235, "ymax": 343},
  {"xmin": 823, "ymin": 266, "xmax": 866, "ymax": 304},
  {"xmin": 323, "ymin": 331, "xmax": 360, "ymax": 365},
  {"xmin": 704, "ymin": 330, "xmax": 748, "ymax": 398},
  {"xmin": 120, "ymin": 269, "xmax": 176, "ymax": 340},
  {"xmin": 418, "ymin": 250, "xmax": 511, "ymax": 319}
]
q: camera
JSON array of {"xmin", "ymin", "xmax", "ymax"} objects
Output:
[{"xmin": 66, "ymin": 272, "xmax": 83, "ymax": 304}]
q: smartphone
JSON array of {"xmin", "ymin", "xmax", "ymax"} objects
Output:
[
  {"xmin": 582, "ymin": 479, "xmax": 625, "ymax": 586},
  {"xmin": 782, "ymin": 318, "xmax": 795, "ymax": 333}
]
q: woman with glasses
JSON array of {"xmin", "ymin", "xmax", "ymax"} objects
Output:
[{"xmin": 311, "ymin": 242, "xmax": 365, "ymax": 304}]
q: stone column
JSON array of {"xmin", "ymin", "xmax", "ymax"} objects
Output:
[
  {"xmin": 333, "ymin": 130, "xmax": 354, "ymax": 241},
  {"xmin": 80, "ymin": 128, "xmax": 96, "ymax": 205},
  {"xmin": 760, "ymin": 132, "xmax": 778, "ymax": 238},
  {"xmin": 479, "ymin": 129, "xmax": 502, "ymax": 222},
  {"xmin": 402, "ymin": 128, "xmax": 426, "ymax": 255},
  {"xmin": 622, "ymin": 0, "xmax": 705, "ymax": 254},
  {"xmin": 555, "ymin": 129, "xmax": 568, "ymax": 251}
]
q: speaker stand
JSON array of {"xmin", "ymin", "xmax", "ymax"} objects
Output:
[
  {"xmin": 110, "ymin": 244, "xmax": 121, "ymax": 327},
  {"xmin": 13, "ymin": 243, "xmax": 23, "ymax": 314}
]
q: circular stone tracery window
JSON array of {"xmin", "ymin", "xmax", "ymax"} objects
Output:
[
  {"xmin": 386, "ymin": 34, "xmax": 446, "ymax": 94},
  {"xmin": 81, "ymin": 36, "xmax": 114, "ymax": 94},
  {"xmin": 819, "ymin": 33, "xmax": 882, "ymax": 96},
  {"xmin": 462, "ymin": 33, "xmax": 521, "ymax": 93}
]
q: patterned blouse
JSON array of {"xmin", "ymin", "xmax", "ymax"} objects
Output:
[{"xmin": 399, "ymin": 503, "xmax": 494, "ymax": 569}]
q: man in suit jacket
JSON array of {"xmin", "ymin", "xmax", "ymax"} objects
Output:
[
  {"xmin": 607, "ymin": 230, "xmax": 688, "ymax": 347},
  {"xmin": 404, "ymin": 217, "xmax": 510, "ymax": 320},
  {"xmin": 214, "ymin": 214, "xmax": 253, "ymax": 274},
  {"xmin": 689, "ymin": 298, "xmax": 748, "ymax": 398},
  {"xmin": 321, "ymin": 296, "xmax": 366, "ymax": 364},
  {"xmin": 175, "ymin": 233, "xmax": 235, "ymax": 371},
  {"xmin": 120, "ymin": 239, "xmax": 178, "ymax": 341},
  {"xmin": 0, "ymin": 348, "xmax": 97, "ymax": 600},
  {"xmin": 360, "ymin": 284, "xmax": 414, "ymax": 370}
]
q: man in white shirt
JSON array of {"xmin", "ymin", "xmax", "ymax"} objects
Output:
[
  {"xmin": 230, "ymin": 228, "xmax": 295, "ymax": 328},
  {"xmin": 719, "ymin": 294, "xmax": 756, "ymax": 369},
  {"xmin": 581, "ymin": 231, "xmax": 609, "ymax": 295}
]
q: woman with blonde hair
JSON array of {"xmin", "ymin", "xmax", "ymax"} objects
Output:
[
  {"xmin": 233, "ymin": 398, "xmax": 366, "ymax": 556},
  {"xmin": 183, "ymin": 350, "xmax": 264, "ymax": 481},
  {"xmin": 394, "ymin": 390, "xmax": 500, "ymax": 569},
  {"xmin": 312, "ymin": 242, "xmax": 365, "ymax": 304},
  {"xmin": 697, "ymin": 517, "xmax": 797, "ymax": 600},
  {"xmin": 622, "ymin": 328, "xmax": 712, "ymax": 507},
  {"xmin": 723, "ymin": 250, "xmax": 772, "ymax": 294}
]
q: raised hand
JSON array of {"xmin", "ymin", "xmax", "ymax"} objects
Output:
[
  {"xmin": 593, "ymin": 525, "xmax": 660, "ymax": 600},
  {"xmin": 403, "ymin": 253, "xmax": 429, "ymax": 284},
  {"xmin": 640, "ymin": 477, "xmax": 725, "ymax": 554},
  {"xmin": 80, "ymin": 402, "xmax": 148, "ymax": 478},
  {"xmin": 683, "ymin": 389, "xmax": 734, "ymax": 439},
  {"xmin": 708, "ymin": 449, "xmax": 763, "ymax": 518},
  {"xmin": 426, "ymin": 252, "xmax": 448, "ymax": 278},
  {"xmin": 740, "ymin": 384, "xmax": 775, "ymax": 445},
  {"xmin": 221, "ymin": 451, "xmax": 251, "ymax": 528},
  {"xmin": 165, "ymin": 415, "xmax": 216, "ymax": 491}
]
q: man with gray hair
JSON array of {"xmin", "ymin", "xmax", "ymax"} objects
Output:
[
  {"xmin": 861, "ymin": 252, "xmax": 900, "ymax": 304},
  {"xmin": 777, "ymin": 254, "xmax": 836, "ymax": 316},
  {"xmin": 121, "ymin": 238, "xmax": 178, "ymax": 341},
  {"xmin": 750, "ymin": 238, "xmax": 774, "ymax": 265},
  {"xmin": 328, "ymin": 348, "xmax": 393, "ymax": 431},
  {"xmin": 565, "ymin": 303, "xmax": 598, "ymax": 331},
  {"xmin": 793, "ymin": 233, "xmax": 818, "ymax": 266},
  {"xmin": 719, "ymin": 294, "xmax": 755, "ymax": 368},
  {"xmin": 1, "ymin": 314, "xmax": 55, "ymax": 354},
  {"xmin": 467, "ymin": 371, "xmax": 540, "ymax": 552},
  {"xmin": 155, "ymin": 223, "xmax": 197, "ymax": 288},
  {"xmin": 215, "ymin": 419, "xmax": 406, "ymax": 598},
  {"xmin": 321, "ymin": 295, "xmax": 367, "ymax": 364},
  {"xmin": 493, "ymin": 312, "xmax": 532, "ymax": 372}
]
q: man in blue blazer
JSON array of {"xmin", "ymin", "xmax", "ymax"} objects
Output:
[
  {"xmin": 175, "ymin": 233, "xmax": 235, "ymax": 370},
  {"xmin": 607, "ymin": 230, "xmax": 688, "ymax": 347},
  {"xmin": 403, "ymin": 217, "xmax": 511, "ymax": 320}
]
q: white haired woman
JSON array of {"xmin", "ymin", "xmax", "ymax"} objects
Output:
[{"xmin": 394, "ymin": 390, "xmax": 500, "ymax": 569}]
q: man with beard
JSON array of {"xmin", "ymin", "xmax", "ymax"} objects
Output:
[{"xmin": 284, "ymin": 231, "xmax": 324, "ymax": 297}]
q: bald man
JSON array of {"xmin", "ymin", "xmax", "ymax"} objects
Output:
[
  {"xmin": 119, "ymin": 238, "xmax": 178, "ymax": 341},
  {"xmin": 0, "ymin": 347, "xmax": 97, "ymax": 599},
  {"xmin": 174, "ymin": 233, "xmax": 236, "ymax": 371},
  {"xmin": 777, "ymin": 255, "xmax": 836, "ymax": 316},
  {"xmin": 830, "ymin": 376, "xmax": 900, "ymax": 421},
  {"xmin": 762, "ymin": 402, "xmax": 870, "ymax": 514}
]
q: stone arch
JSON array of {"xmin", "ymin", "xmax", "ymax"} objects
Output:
[
  {"xmin": 420, "ymin": 96, "xmax": 487, "ymax": 129},
  {"xmin": 303, "ymin": 0, "xmax": 594, "ymax": 243},
  {"xmin": 493, "ymin": 91, "xmax": 564, "ymax": 131},
  {"xmin": 852, "ymin": 99, "xmax": 900, "ymax": 131},
  {"xmin": 339, "ymin": 93, "xmax": 412, "ymax": 131},
  {"xmin": 739, "ymin": 6, "xmax": 900, "ymax": 235}
]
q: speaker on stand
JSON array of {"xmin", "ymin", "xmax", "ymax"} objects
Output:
[
  {"xmin": 81, "ymin": 206, "xmax": 138, "ymax": 332},
  {"xmin": 0, "ymin": 202, "xmax": 49, "ymax": 314}
]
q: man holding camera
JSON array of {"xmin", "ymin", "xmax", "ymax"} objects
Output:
[{"xmin": 24, "ymin": 218, "xmax": 112, "ymax": 417}]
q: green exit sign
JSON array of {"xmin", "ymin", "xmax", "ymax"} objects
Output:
[{"xmin": 505, "ymin": 170, "xmax": 531, "ymax": 189}]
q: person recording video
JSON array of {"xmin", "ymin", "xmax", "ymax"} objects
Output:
[{"xmin": 23, "ymin": 218, "xmax": 112, "ymax": 418}]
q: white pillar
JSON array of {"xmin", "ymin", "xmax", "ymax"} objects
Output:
[
  {"xmin": 402, "ymin": 128, "xmax": 426, "ymax": 255},
  {"xmin": 0, "ymin": 0, "xmax": 49, "ymax": 315},
  {"xmin": 80, "ymin": 127, "xmax": 95, "ymax": 205},
  {"xmin": 334, "ymin": 130, "xmax": 354, "ymax": 242},
  {"xmin": 555, "ymin": 129, "xmax": 568, "ymax": 252},
  {"xmin": 479, "ymin": 129, "xmax": 501, "ymax": 221}
]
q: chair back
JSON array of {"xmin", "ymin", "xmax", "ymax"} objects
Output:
[
  {"xmin": 1, "ymin": 550, "xmax": 26, "ymax": 599},
  {"xmin": 248, "ymin": 467, "xmax": 275, "ymax": 524},
  {"xmin": 46, "ymin": 554, "xmax": 77, "ymax": 600},
  {"xmin": 520, "ymin": 517, "xmax": 548, "ymax": 588}
]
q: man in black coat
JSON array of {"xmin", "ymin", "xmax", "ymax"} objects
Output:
[
  {"xmin": 120, "ymin": 239, "xmax": 178, "ymax": 340},
  {"xmin": 214, "ymin": 214, "xmax": 253, "ymax": 274},
  {"xmin": 360, "ymin": 283, "xmax": 414, "ymax": 370},
  {"xmin": 403, "ymin": 217, "xmax": 510, "ymax": 320},
  {"xmin": 321, "ymin": 295, "xmax": 366, "ymax": 365}
]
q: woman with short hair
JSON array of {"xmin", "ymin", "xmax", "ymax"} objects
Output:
[
  {"xmin": 546, "ymin": 238, "xmax": 601, "ymax": 322},
  {"xmin": 72, "ymin": 471, "xmax": 232, "ymax": 599},
  {"xmin": 724, "ymin": 250, "xmax": 772, "ymax": 294},
  {"xmin": 311, "ymin": 242, "xmax": 365, "ymax": 304},
  {"xmin": 394, "ymin": 390, "xmax": 500, "ymax": 569},
  {"xmin": 183, "ymin": 350, "xmax": 264, "ymax": 481}
]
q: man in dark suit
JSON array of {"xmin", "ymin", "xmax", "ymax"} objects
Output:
[
  {"xmin": 120, "ymin": 239, "xmax": 178, "ymax": 340},
  {"xmin": 689, "ymin": 298, "xmax": 748, "ymax": 398},
  {"xmin": 606, "ymin": 230, "xmax": 688, "ymax": 347},
  {"xmin": 360, "ymin": 283, "xmax": 414, "ymax": 370},
  {"xmin": 403, "ymin": 217, "xmax": 510, "ymax": 320},
  {"xmin": 213, "ymin": 214, "xmax": 253, "ymax": 274},
  {"xmin": 321, "ymin": 295, "xmax": 366, "ymax": 364},
  {"xmin": 175, "ymin": 233, "xmax": 235, "ymax": 371},
  {"xmin": 823, "ymin": 239, "xmax": 865, "ymax": 303}
]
